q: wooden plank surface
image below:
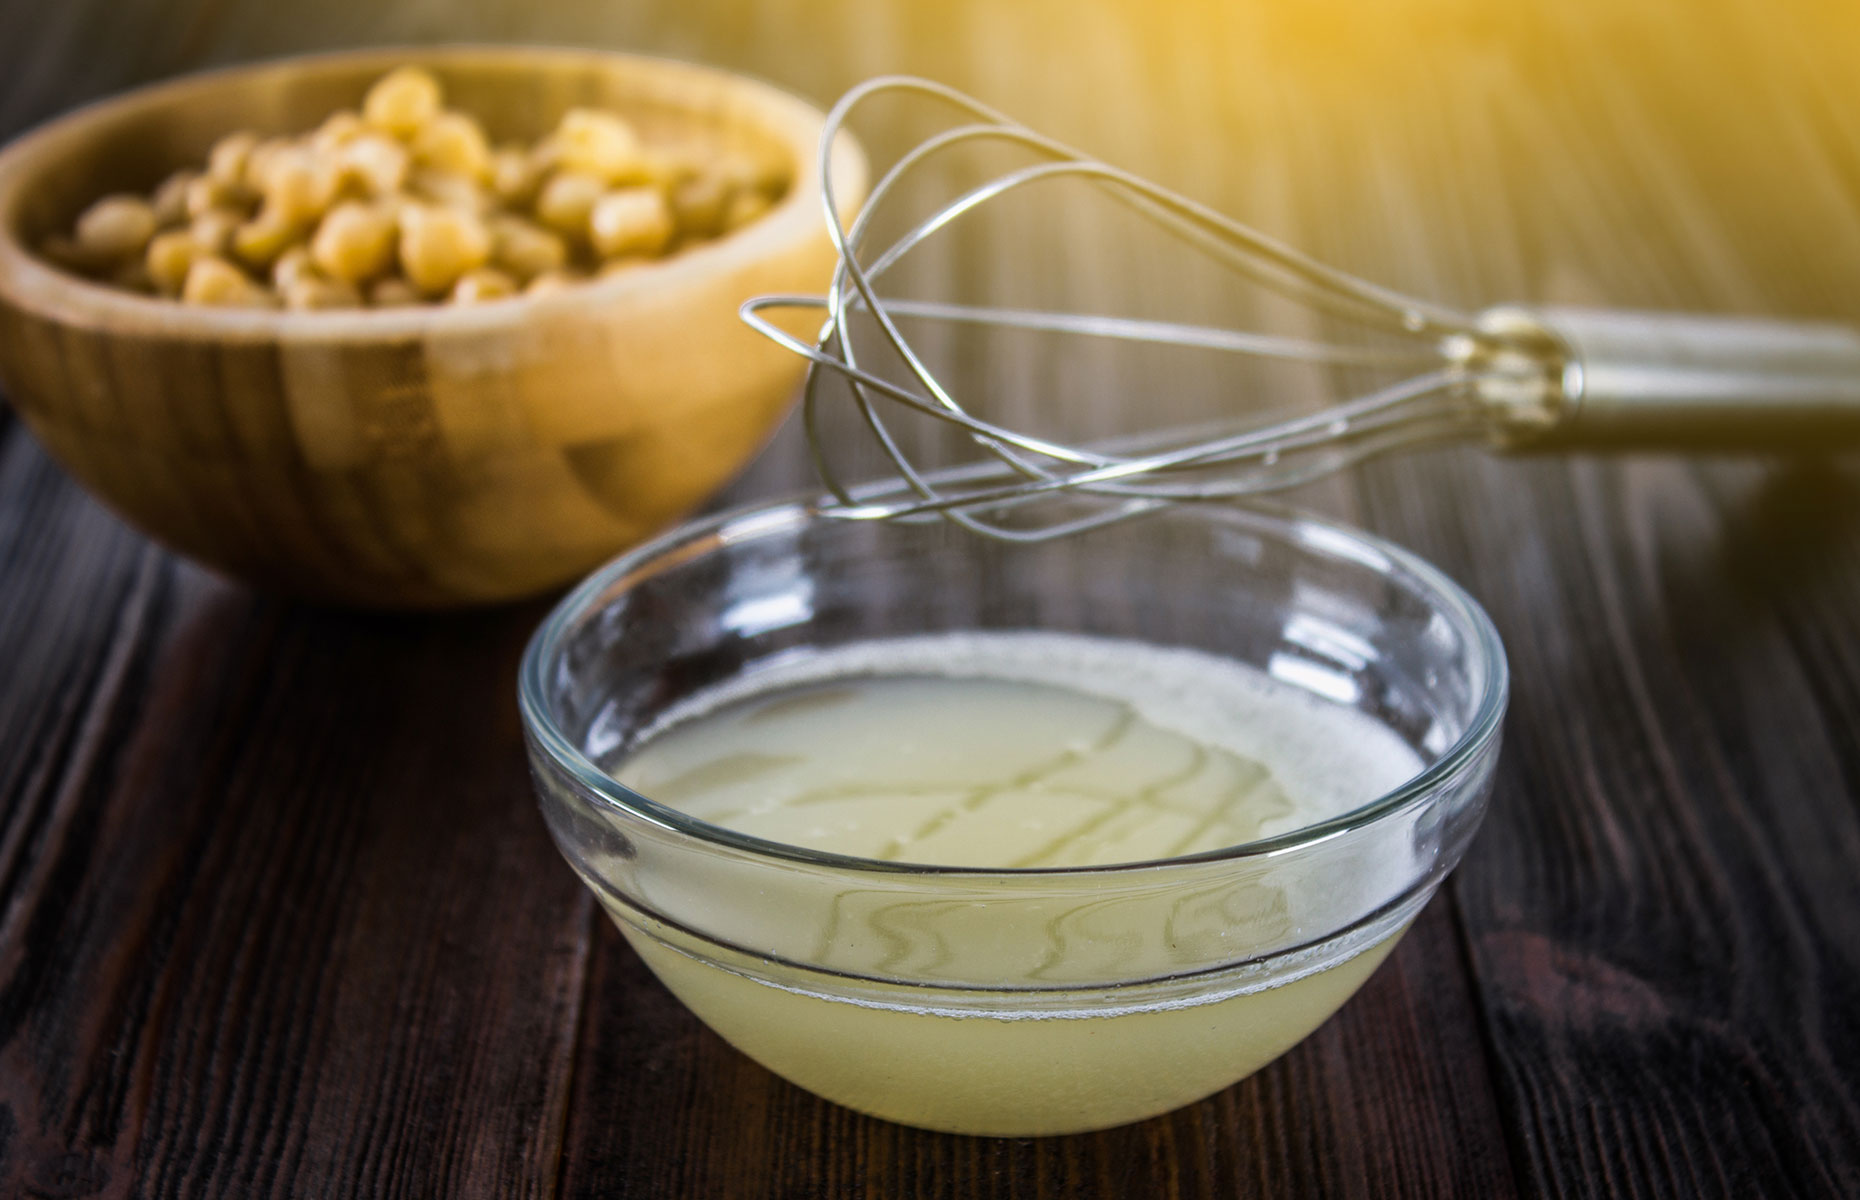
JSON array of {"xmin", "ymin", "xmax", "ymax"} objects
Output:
[{"xmin": 1, "ymin": 0, "xmax": 1857, "ymax": 1196}]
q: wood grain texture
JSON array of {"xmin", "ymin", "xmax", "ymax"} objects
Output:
[
  {"xmin": 0, "ymin": 0, "xmax": 1856, "ymax": 1196},
  {"xmin": 0, "ymin": 525, "xmax": 593, "ymax": 1195}
]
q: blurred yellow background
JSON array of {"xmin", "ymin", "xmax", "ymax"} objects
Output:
[
  {"xmin": 11, "ymin": 0, "xmax": 1856, "ymax": 305},
  {"xmin": 3, "ymin": 0, "xmax": 1857, "ymax": 493}
]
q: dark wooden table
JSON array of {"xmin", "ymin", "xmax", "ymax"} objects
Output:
[{"xmin": 4, "ymin": 1, "xmax": 1859, "ymax": 1196}]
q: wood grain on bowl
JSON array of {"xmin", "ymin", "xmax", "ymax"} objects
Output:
[{"xmin": 0, "ymin": 48, "xmax": 866, "ymax": 607}]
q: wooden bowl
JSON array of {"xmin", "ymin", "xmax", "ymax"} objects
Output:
[{"xmin": 0, "ymin": 47, "xmax": 865, "ymax": 608}]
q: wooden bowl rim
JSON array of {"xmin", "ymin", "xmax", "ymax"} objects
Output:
[{"xmin": 0, "ymin": 44, "xmax": 866, "ymax": 343}]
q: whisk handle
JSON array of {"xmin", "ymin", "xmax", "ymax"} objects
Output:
[{"xmin": 1480, "ymin": 306, "xmax": 1860, "ymax": 451}]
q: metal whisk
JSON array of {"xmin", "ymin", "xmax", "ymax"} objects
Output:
[{"xmin": 741, "ymin": 76, "xmax": 1860, "ymax": 542}]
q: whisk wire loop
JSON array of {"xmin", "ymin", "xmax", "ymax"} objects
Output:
[{"xmin": 746, "ymin": 75, "xmax": 1492, "ymax": 540}]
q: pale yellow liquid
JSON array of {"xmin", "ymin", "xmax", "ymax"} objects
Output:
[{"xmin": 607, "ymin": 633, "xmax": 1423, "ymax": 1135}]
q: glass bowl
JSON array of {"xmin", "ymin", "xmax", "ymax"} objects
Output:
[{"xmin": 519, "ymin": 498, "xmax": 1507, "ymax": 1137}]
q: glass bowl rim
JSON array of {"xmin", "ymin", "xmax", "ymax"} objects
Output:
[{"xmin": 518, "ymin": 494, "xmax": 1509, "ymax": 878}]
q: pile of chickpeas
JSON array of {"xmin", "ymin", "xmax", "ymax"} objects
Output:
[{"xmin": 42, "ymin": 67, "xmax": 788, "ymax": 309}]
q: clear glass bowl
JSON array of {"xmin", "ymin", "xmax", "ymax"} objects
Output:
[{"xmin": 519, "ymin": 499, "xmax": 1508, "ymax": 1137}]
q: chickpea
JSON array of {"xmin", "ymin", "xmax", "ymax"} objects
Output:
[
  {"xmin": 74, "ymin": 194, "xmax": 158, "ymax": 262},
  {"xmin": 363, "ymin": 66, "xmax": 442, "ymax": 137},
  {"xmin": 533, "ymin": 170, "xmax": 606, "ymax": 240},
  {"xmin": 261, "ymin": 148, "xmax": 339, "ymax": 224},
  {"xmin": 367, "ymin": 276, "xmax": 422, "ymax": 308},
  {"xmin": 408, "ymin": 166, "xmax": 489, "ymax": 215},
  {"xmin": 397, "ymin": 203, "xmax": 490, "ymax": 294},
  {"xmin": 488, "ymin": 215, "xmax": 566, "ymax": 282},
  {"xmin": 243, "ymin": 137, "xmax": 293, "ymax": 193},
  {"xmin": 412, "ymin": 111, "xmax": 491, "ymax": 179},
  {"xmin": 489, "ymin": 144, "xmax": 540, "ymax": 208},
  {"xmin": 272, "ymin": 245, "xmax": 316, "ymax": 290},
  {"xmin": 189, "ymin": 207, "xmax": 243, "ymax": 255},
  {"xmin": 46, "ymin": 65, "xmax": 764, "ymax": 307},
  {"xmin": 207, "ymin": 131, "xmax": 260, "ymax": 187},
  {"xmin": 312, "ymin": 201, "xmax": 398, "ymax": 283},
  {"xmin": 181, "ymin": 256, "xmax": 272, "ymax": 307},
  {"xmin": 230, "ymin": 209, "xmax": 303, "ymax": 270},
  {"xmin": 146, "ymin": 230, "xmax": 208, "ymax": 295},
  {"xmin": 185, "ymin": 174, "xmax": 252, "ymax": 220},
  {"xmin": 151, "ymin": 169, "xmax": 197, "ymax": 227},
  {"xmin": 589, "ymin": 187, "xmax": 673, "ymax": 259},
  {"xmin": 338, "ymin": 133, "xmax": 410, "ymax": 197},
  {"xmin": 184, "ymin": 177, "xmax": 213, "ymax": 218},
  {"xmin": 450, "ymin": 267, "xmax": 518, "ymax": 305},
  {"xmin": 282, "ymin": 273, "xmax": 362, "ymax": 310},
  {"xmin": 551, "ymin": 108, "xmax": 644, "ymax": 183},
  {"xmin": 312, "ymin": 109, "xmax": 366, "ymax": 152},
  {"xmin": 528, "ymin": 134, "xmax": 562, "ymax": 175}
]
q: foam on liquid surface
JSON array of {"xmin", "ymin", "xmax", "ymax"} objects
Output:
[{"xmin": 613, "ymin": 632, "xmax": 1422, "ymax": 867}]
